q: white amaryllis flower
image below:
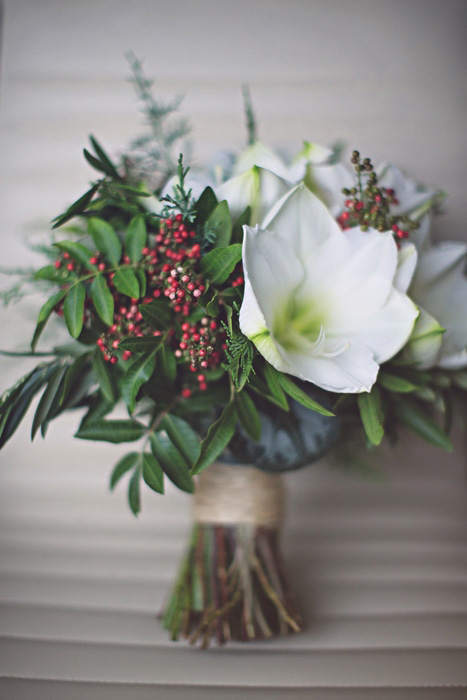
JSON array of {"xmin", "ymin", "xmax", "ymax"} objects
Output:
[
  {"xmin": 239, "ymin": 185, "xmax": 418, "ymax": 393},
  {"xmin": 217, "ymin": 141, "xmax": 353, "ymax": 225},
  {"xmin": 408, "ymin": 243, "xmax": 467, "ymax": 369}
]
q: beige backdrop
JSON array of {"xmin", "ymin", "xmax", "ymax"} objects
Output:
[{"xmin": 0, "ymin": 1, "xmax": 466, "ymax": 697}]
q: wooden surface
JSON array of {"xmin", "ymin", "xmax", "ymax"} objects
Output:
[{"xmin": 0, "ymin": 0, "xmax": 466, "ymax": 697}]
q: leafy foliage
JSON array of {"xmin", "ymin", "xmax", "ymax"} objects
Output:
[
  {"xmin": 0, "ymin": 65, "xmax": 465, "ymax": 518},
  {"xmin": 222, "ymin": 321, "xmax": 256, "ymax": 390}
]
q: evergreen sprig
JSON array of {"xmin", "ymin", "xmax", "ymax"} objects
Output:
[
  {"xmin": 222, "ymin": 318, "xmax": 256, "ymax": 389},
  {"xmin": 159, "ymin": 154, "xmax": 196, "ymax": 221},
  {"xmin": 124, "ymin": 53, "xmax": 191, "ymax": 188}
]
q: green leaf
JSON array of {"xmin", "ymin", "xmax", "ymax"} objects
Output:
[
  {"xmin": 149, "ymin": 431, "xmax": 194, "ymax": 493},
  {"xmin": 63, "ymin": 282, "xmax": 85, "ymax": 338},
  {"xmin": 125, "ymin": 216, "xmax": 147, "ymax": 263},
  {"xmin": 235, "ymin": 390, "xmax": 261, "ymax": 441},
  {"xmin": 158, "ymin": 344, "xmax": 176, "ymax": 381},
  {"xmin": 139, "ymin": 299, "xmax": 172, "ymax": 330},
  {"xmin": 60, "ymin": 353, "xmax": 93, "ymax": 409},
  {"xmin": 194, "ymin": 186, "xmax": 218, "ymax": 226},
  {"xmin": 378, "ymin": 371, "xmax": 420, "ymax": 393},
  {"xmin": 0, "ymin": 368, "xmax": 38, "ymax": 416},
  {"xmin": 75, "ymin": 419, "xmax": 145, "ymax": 443},
  {"xmin": 121, "ymin": 351, "xmax": 157, "ymax": 413},
  {"xmin": 31, "ymin": 364, "xmax": 67, "ymax": 439},
  {"xmin": 83, "ymin": 148, "xmax": 110, "ymax": 175},
  {"xmin": 393, "ymin": 399, "xmax": 453, "ymax": 451},
  {"xmin": 80, "ymin": 392, "xmax": 114, "ymax": 429},
  {"xmin": 88, "ymin": 218, "xmax": 122, "ymax": 264},
  {"xmin": 51, "ymin": 183, "xmax": 100, "ymax": 229},
  {"xmin": 110, "ymin": 452, "xmax": 140, "ymax": 490},
  {"xmin": 200, "ymin": 244, "xmax": 242, "ymax": 285},
  {"xmin": 31, "ymin": 289, "xmax": 67, "ymax": 350},
  {"xmin": 221, "ymin": 286, "xmax": 242, "ymax": 305},
  {"xmin": 118, "ymin": 335, "xmax": 163, "ymax": 352},
  {"xmin": 54, "ymin": 241, "xmax": 96, "ymax": 269},
  {"xmin": 135, "ymin": 268, "xmax": 146, "ymax": 298},
  {"xmin": 277, "ymin": 374, "xmax": 334, "ymax": 416},
  {"xmin": 142, "ymin": 452, "xmax": 164, "ymax": 494},
  {"xmin": 0, "ymin": 364, "xmax": 58, "ymax": 448},
  {"xmin": 205, "ymin": 292, "xmax": 219, "ymax": 317},
  {"xmin": 191, "ymin": 402, "xmax": 238, "ymax": 475},
  {"xmin": 113, "ymin": 267, "xmax": 140, "ymax": 299},
  {"xmin": 128, "ymin": 468, "xmax": 141, "ymax": 516},
  {"xmin": 263, "ymin": 363, "xmax": 289, "ymax": 411},
  {"xmin": 89, "ymin": 135, "xmax": 122, "ymax": 181},
  {"xmin": 92, "ymin": 350, "xmax": 119, "ymax": 402},
  {"xmin": 452, "ymin": 371, "xmax": 467, "ymax": 391},
  {"xmin": 115, "ymin": 183, "xmax": 151, "ymax": 197},
  {"xmin": 248, "ymin": 374, "xmax": 289, "ymax": 409},
  {"xmin": 231, "ymin": 206, "xmax": 251, "ymax": 244},
  {"xmin": 90, "ymin": 274, "xmax": 114, "ymax": 326},
  {"xmin": 160, "ymin": 414, "xmax": 200, "ymax": 466},
  {"xmin": 205, "ymin": 200, "xmax": 232, "ymax": 248},
  {"xmin": 358, "ymin": 388, "xmax": 384, "ymax": 446},
  {"xmin": 34, "ymin": 265, "xmax": 67, "ymax": 282}
]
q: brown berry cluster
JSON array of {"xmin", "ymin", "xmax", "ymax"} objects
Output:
[{"xmin": 339, "ymin": 151, "xmax": 420, "ymax": 241}]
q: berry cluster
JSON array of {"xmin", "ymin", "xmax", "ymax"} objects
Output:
[
  {"xmin": 53, "ymin": 211, "xmax": 235, "ymax": 394},
  {"xmin": 339, "ymin": 151, "xmax": 420, "ymax": 241}
]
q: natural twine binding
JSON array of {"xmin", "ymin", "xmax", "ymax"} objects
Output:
[{"xmin": 193, "ymin": 462, "xmax": 284, "ymax": 528}]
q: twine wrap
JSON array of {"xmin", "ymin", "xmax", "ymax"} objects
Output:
[{"xmin": 193, "ymin": 462, "xmax": 284, "ymax": 528}]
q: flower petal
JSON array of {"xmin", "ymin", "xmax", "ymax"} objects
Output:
[
  {"xmin": 216, "ymin": 167, "xmax": 289, "ymax": 224},
  {"xmin": 277, "ymin": 340, "xmax": 379, "ymax": 394},
  {"xmin": 241, "ymin": 225, "xmax": 304, "ymax": 330},
  {"xmin": 410, "ymin": 243, "xmax": 467, "ymax": 365},
  {"xmin": 341, "ymin": 288, "xmax": 419, "ymax": 364},
  {"xmin": 233, "ymin": 142, "xmax": 291, "ymax": 181},
  {"xmin": 394, "ymin": 242, "xmax": 418, "ymax": 293},
  {"xmin": 377, "ymin": 163, "xmax": 441, "ymax": 217},
  {"xmin": 309, "ymin": 229, "xmax": 399, "ymax": 328},
  {"xmin": 262, "ymin": 183, "xmax": 343, "ymax": 257},
  {"xmin": 400, "ymin": 307, "xmax": 444, "ymax": 369}
]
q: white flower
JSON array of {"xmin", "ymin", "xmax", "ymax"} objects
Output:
[
  {"xmin": 217, "ymin": 141, "xmax": 354, "ymax": 225},
  {"xmin": 377, "ymin": 163, "xmax": 442, "ymax": 219},
  {"xmin": 239, "ymin": 185, "xmax": 418, "ymax": 393},
  {"xmin": 215, "ymin": 164, "xmax": 290, "ymax": 224},
  {"xmin": 408, "ymin": 243, "xmax": 467, "ymax": 369}
]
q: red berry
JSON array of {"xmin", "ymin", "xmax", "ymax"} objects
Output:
[
  {"xmin": 110, "ymin": 356, "xmax": 118, "ymax": 365},
  {"xmin": 181, "ymin": 388, "xmax": 192, "ymax": 398},
  {"xmin": 54, "ymin": 260, "xmax": 61, "ymax": 269}
]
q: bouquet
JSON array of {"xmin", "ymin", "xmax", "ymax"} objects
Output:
[{"xmin": 1, "ymin": 58, "xmax": 466, "ymax": 648}]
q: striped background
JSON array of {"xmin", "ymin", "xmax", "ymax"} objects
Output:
[{"xmin": 0, "ymin": 1, "xmax": 466, "ymax": 697}]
